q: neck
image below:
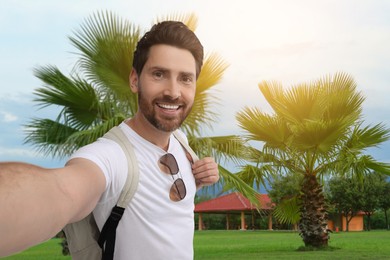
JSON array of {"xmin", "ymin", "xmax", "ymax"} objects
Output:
[{"xmin": 125, "ymin": 113, "xmax": 171, "ymax": 151}]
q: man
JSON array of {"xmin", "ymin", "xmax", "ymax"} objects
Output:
[{"xmin": 0, "ymin": 21, "xmax": 219, "ymax": 259}]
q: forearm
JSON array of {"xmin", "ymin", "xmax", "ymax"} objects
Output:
[{"xmin": 0, "ymin": 162, "xmax": 71, "ymax": 257}]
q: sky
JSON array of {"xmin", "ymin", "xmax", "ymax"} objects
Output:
[{"xmin": 1, "ymin": 0, "xmax": 390, "ymax": 169}]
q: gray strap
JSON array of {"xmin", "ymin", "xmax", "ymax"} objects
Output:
[
  {"xmin": 173, "ymin": 130, "xmax": 199, "ymax": 162},
  {"xmin": 104, "ymin": 127, "xmax": 139, "ymax": 208}
]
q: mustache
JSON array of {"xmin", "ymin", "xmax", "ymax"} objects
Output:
[{"xmin": 155, "ymin": 95, "xmax": 184, "ymax": 104}]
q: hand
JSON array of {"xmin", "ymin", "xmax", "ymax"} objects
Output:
[{"xmin": 191, "ymin": 157, "xmax": 219, "ymax": 189}]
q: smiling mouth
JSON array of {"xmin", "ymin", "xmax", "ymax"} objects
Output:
[{"xmin": 157, "ymin": 103, "xmax": 181, "ymax": 110}]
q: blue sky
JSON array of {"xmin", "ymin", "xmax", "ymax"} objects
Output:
[{"xmin": 1, "ymin": 0, "xmax": 390, "ymax": 169}]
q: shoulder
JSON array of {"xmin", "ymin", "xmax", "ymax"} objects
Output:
[
  {"xmin": 69, "ymin": 136, "xmax": 128, "ymax": 192},
  {"xmin": 70, "ymin": 137, "xmax": 126, "ymax": 169}
]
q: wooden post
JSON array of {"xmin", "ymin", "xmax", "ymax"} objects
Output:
[
  {"xmin": 293, "ymin": 223, "xmax": 298, "ymax": 231},
  {"xmin": 268, "ymin": 212, "xmax": 273, "ymax": 230},
  {"xmin": 226, "ymin": 213, "xmax": 230, "ymax": 230},
  {"xmin": 251, "ymin": 211, "xmax": 255, "ymax": 230},
  {"xmin": 198, "ymin": 213, "xmax": 203, "ymax": 230},
  {"xmin": 241, "ymin": 211, "xmax": 246, "ymax": 230}
]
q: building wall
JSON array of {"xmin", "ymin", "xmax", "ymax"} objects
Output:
[
  {"xmin": 328, "ymin": 214, "xmax": 364, "ymax": 231},
  {"xmin": 342, "ymin": 215, "xmax": 364, "ymax": 231}
]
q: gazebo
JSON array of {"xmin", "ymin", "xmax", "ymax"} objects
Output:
[{"xmin": 194, "ymin": 192, "xmax": 274, "ymax": 230}]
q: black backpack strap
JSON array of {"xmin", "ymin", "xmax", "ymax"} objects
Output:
[{"xmin": 98, "ymin": 206, "xmax": 125, "ymax": 260}]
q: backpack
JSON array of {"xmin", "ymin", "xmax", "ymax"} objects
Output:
[{"xmin": 63, "ymin": 126, "xmax": 198, "ymax": 260}]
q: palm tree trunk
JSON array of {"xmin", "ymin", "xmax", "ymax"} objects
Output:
[{"xmin": 298, "ymin": 174, "xmax": 329, "ymax": 247}]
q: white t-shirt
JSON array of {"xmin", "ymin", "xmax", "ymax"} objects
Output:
[{"xmin": 69, "ymin": 122, "xmax": 196, "ymax": 260}]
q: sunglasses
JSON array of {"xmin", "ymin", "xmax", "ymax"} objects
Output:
[{"xmin": 158, "ymin": 153, "xmax": 186, "ymax": 202}]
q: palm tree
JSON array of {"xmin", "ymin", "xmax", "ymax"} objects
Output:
[
  {"xmin": 24, "ymin": 11, "xmax": 257, "ymax": 201},
  {"xmin": 236, "ymin": 72, "xmax": 390, "ymax": 247}
]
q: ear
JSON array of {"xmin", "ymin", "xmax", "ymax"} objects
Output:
[{"xmin": 129, "ymin": 68, "xmax": 139, "ymax": 93}]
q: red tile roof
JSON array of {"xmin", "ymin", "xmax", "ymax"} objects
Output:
[{"xmin": 195, "ymin": 192, "xmax": 273, "ymax": 213}]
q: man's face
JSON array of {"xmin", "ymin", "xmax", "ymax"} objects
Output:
[{"xmin": 130, "ymin": 44, "xmax": 197, "ymax": 132}]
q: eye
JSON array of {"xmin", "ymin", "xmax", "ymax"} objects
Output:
[
  {"xmin": 152, "ymin": 70, "xmax": 165, "ymax": 79},
  {"xmin": 181, "ymin": 74, "xmax": 194, "ymax": 85}
]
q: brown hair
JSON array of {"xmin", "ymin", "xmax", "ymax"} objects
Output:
[{"xmin": 133, "ymin": 21, "xmax": 204, "ymax": 78}]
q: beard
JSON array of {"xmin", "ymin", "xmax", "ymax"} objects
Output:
[{"xmin": 137, "ymin": 86, "xmax": 193, "ymax": 132}]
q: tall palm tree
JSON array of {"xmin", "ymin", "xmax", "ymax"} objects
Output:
[
  {"xmin": 24, "ymin": 11, "xmax": 258, "ymax": 202},
  {"xmin": 236, "ymin": 72, "xmax": 390, "ymax": 247}
]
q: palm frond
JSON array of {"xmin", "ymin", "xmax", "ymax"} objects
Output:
[
  {"xmin": 69, "ymin": 10, "xmax": 139, "ymax": 112},
  {"xmin": 336, "ymin": 154, "xmax": 390, "ymax": 178},
  {"xmin": 66, "ymin": 116, "xmax": 125, "ymax": 148},
  {"xmin": 183, "ymin": 53, "xmax": 229, "ymax": 134},
  {"xmin": 215, "ymin": 165, "xmax": 261, "ymax": 207},
  {"xmin": 33, "ymin": 66, "xmax": 97, "ymax": 108},
  {"xmin": 236, "ymin": 164, "xmax": 273, "ymax": 190},
  {"xmin": 236, "ymin": 107, "xmax": 290, "ymax": 148},
  {"xmin": 244, "ymin": 146, "xmax": 277, "ymax": 163},
  {"xmin": 275, "ymin": 82, "xmax": 321, "ymax": 124},
  {"xmin": 188, "ymin": 135, "xmax": 248, "ymax": 165},
  {"xmin": 332, "ymin": 122, "xmax": 390, "ymax": 177},
  {"xmin": 272, "ymin": 196, "xmax": 300, "ymax": 224},
  {"xmin": 291, "ymin": 118, "xmax": 351, "ymax": 153},
  {"xmin": 257, "ymin": 80, "xmax": 284, "ymax": 115},
  {"xmin": 196, "ymin": 53, "xmax": 229, "ymax": 94},
  {"xmin": 353, "ymin": 122, "xmax": 390, "ymax": 149},
  {"xmin": 183, "ymin": 91, "xmax": 218, "ymax": 134},
  {"xmin": 320, "ymin": 72, "xmax": 364, "ymax": 123},
  {"xmin": 33, "ymin": 65, "xmax": 100, "ymax": 129},
  {"xmin": 24, "ymin": 119, "xmax": 78, "ymax": 158}
]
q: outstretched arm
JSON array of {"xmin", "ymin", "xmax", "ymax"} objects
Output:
[{"xmin": 0, "ymin": 159, "xmax": 105, "ymax": 257}]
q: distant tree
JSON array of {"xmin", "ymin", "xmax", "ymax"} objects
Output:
[
  {"xmin": 268, "ymin": 174, "xmax": 302, "ymax": 204},
  {"xmin": 328, "ymin": 176, "xmax": 363, "ymax": 231},
  {"xmin": 379, "ymin": 179, "xmax": 390, "ymax": 230},
  {"xmin": 328, "ymin": 173, "xmax": 386, "ymax": 231},
  {"xmin": 360, "ymin": 172, "xmax": 387, "ymax": 231}
]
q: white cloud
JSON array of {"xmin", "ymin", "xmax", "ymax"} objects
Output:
[
  {"xmin": 0, "ymin": 147, "xmax": 37, "ymax": 158},
  {"xmin": 0, "ymin": 111, "xmax": 18, "ymax": 122}
]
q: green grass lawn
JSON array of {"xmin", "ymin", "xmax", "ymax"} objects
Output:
[
  {"xmin": 1, "ymin": 238, "xmax": 70, "ymax": 260},
  {"xmin": 3, "ymin": 230, "xmax": 390, "ymax": 259},
  {"xmin": 194, "ymin": 230, "xmax": 390, "ymax": 259}
]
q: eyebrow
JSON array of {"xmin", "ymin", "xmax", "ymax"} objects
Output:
[{"xmin": 148, "ymin": 66, "xmax": 195, "ymax": 77}]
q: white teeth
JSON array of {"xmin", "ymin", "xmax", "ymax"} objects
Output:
[{"xmin": 158, "ymin": 103, "xmax": 179, "ymax": 110}]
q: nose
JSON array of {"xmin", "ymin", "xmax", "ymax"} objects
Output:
[{"xmin": 163, "ymin": 79, "xmax": 181, "ymax": 99}]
